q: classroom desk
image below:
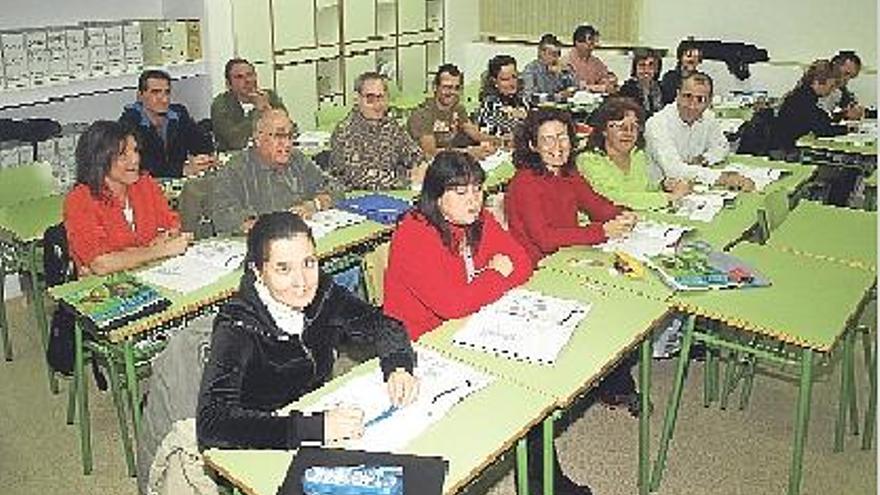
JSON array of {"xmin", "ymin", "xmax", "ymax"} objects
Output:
[
  {"xmin": 204, "ymin": 357, "xmax": 556, "ymax": 495},
  {"xmin": 641, "ymin": 193, "xmax": 765, "ymax": 250},
  {"xmin": 652, "ymin": 243, "xmax": 876, "ymax": 495},
  {"xmin": 728, "ymin": 154, "xmax": 818, "ymax": 197},
  {"xmin": 796, "ymin": 134, "xmax": 878, "ymax": 158},
  {"xmin": 418, "ymin": 269, "xmax": 670, "ymax": 494},
  {"xmin": 0, "ymin": 194, "xmax": 63, "ymax": 388},
  {"xmin": 765, "ymin": 201, "xmax": 877, "ymax": 272},
  {"xmin": 538, "ymin": 247, "xmax": 674, "ymax": 302},
  {"xmin": 49, "ymin": 218, "xmax": 394, "ymax": 475}
]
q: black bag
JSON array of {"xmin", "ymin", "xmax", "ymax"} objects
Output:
[{"xmin": 43, "ymin": 223, "xmax": 77, "ymax": 375}]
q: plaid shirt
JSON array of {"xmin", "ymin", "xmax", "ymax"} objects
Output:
[
  {"xmin": 473, "ymin": 91, "xmax": 529, "ymax": 137},
  {"xmin": 329, "ymin": 110, "xmax": 425, "ymax": 190}
]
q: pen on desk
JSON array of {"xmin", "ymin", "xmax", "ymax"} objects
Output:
[{"xmin": 364, "ymin": 405, "xmax": 398, "ymax": 428}]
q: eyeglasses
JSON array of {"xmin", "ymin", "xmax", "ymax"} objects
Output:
[
  {"xmin": 679, "ymin": 92, "xmax": 709, "ymax": 105},
  {"xmin": 360, "ymin": 92, "xmax": 387, "ymax": 103},
  {"xmin": 608, "ymin": 121, "xmax": 640, "ymax": 133},
  {"xmin": 537, "ymin": 133, "xmax": 571, "ymax": 146}
]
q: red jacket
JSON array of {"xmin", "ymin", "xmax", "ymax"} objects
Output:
[
  {"xmin": 505, "ymin": 168, "xmax": 620, "ymax": 265},
  {"xmin": 383, "ymin": 210, "xmax": 533, "ymax": 340},
  {"xmin": 64, "ymin": 174, "xmax": 180, "ymax": 270}
]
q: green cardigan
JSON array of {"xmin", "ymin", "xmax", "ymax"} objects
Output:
[
  {"xmin": 577, "ymin": 149, "xmax": 669, "ymax": 211},
  {"xmin": 210, "ymin": 90, "xmax": 286, "ymax": 152}
]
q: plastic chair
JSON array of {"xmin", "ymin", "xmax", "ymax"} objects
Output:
[{"xmin": 315, "ymin": 105, "xmax": 351, "ymax": 133}]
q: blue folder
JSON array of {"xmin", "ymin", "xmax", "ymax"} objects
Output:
[{"xmin": 336, "ymin": 194, "xmax": 413, "ymax": 225}]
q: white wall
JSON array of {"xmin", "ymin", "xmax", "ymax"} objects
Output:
[{"xmin": 0, "ymin": 1, "xmax": 162, "ymax": 30}]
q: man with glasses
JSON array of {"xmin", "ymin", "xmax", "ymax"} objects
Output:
[
  {"xmin": 120, "ymin": 69, "xmax": 215, "ymax": 178},
  {"xmin": 521, "ymin": 33, "xmax": 577, "ymax": 102},
  {"xmin": 408, "ymin": 63, "xmax": 497, "ymax": 159},
  {"xmin": 211, "ymin": 58, "xmax": 287, "ymax": 152},
  {"xmin": 329, "ymin": 72, "xmax": 426, "ymax": 190},
  {"xmin": 645, "ymin": 72, "xmax": 753, "ymax": 190},
  {"xmin": 211, "ymin": 109, "xmax": 341, "ymax": 235}
]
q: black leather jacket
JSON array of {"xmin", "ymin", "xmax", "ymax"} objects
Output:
[{"xmin": 196, "ymin": 269, "xmax": 415, "ymax": 450}]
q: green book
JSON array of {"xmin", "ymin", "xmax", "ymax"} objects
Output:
[{"xmin": 62, "ymin": 274, "xmax": 170, "ymax": 331}]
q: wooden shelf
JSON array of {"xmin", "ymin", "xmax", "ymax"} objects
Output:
[{"xmin": 0, "ymin": 61, "xmax": 206, "ymax": 111}]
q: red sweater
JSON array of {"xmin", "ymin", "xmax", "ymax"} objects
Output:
[
  {"xmin": 505, "ymin": 168, "xmax": 620, "ymax": 265},
  {"xmin": 383, "ymin": 210, "xmax": 533, "ymax": 340},
  {"xmin": 64, "ymin": 174, "xmax": 180, "ymax": 270}
]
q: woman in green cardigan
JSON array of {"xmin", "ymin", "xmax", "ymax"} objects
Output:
[{"xmin": 578, "ymin": 97, "xmax": 692, "ymax": 210}]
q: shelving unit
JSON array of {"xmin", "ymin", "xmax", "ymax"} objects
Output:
[
  {"xmin": 231, "ymin": 0, "xmax": 445, "ymax": 130},
  {"xmin": 0, "ymin": 61, "xmax": 207, "ymax": 111}
]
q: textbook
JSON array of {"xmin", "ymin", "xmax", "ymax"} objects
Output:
[
  {"xmin": 336, "ymin": 194, "xmax": 412, "ymax": 225},
  {"xmin": 278, "ymin": 447, "xmax": 446, "ymax": 495},
  {"xmin": 647, "ymin": 241, "xmax": 770, "ymax": 291},
  {"xmin": 136, "ymin": 239, "xmax": 246, "ymax": 294},
  {"xmin": 63, "ymin": 274, "xmax": 170, "ymax": 331}
]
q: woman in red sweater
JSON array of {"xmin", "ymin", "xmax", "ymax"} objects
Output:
[
  {"xmin": 383, "ymin": 150, "xmax": 532, "ymax": 341},
  {"xmin": 505, "ymin": 107, "xmax": 637, "ymax": 265},
  {"xmin": 64, "ymin": 121, "xmax": 192, "ymax": 275}
]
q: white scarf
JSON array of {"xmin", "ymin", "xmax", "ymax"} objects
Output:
[{"xmin": 253, "ymin": 272, "xmax": 306, "ymax": 338}]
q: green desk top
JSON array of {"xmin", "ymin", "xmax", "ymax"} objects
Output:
[
  {"xmin": 0, "ymin": 194, "xmax": 63, "ymax": 243},
  {"xmin": 714, "ymin": 106, "xmax": 754, "ymax": 121},
  {"xmin": 484, "ymin": 161, "xmax": 515, "ymax": 191},
  {"xmin": 671, "ymin": 243, "xmax": 875, "ymax": 352},
  {"xmin": 728, "ymin": 154, "xmax": 817, "ymax": 196},
  {"xmin": 539, "ymin": 246, "xmax": 674, "ymax": 302},
  {"xmin": 418, "ymin": 269, "xmax": 669, "ymax": 407},
  {"xmin": 866, "ymin": 170, "xmax": 877, "ymax": 187},
  {"xmin": 642, "ymin": 193, "xmax": 764, "ymax": 250},
  {"xmin": 50, "ymin": 220, "xmax": 392, "ymax": 343},
  {"xmin": 796, "ymin": 134, "xmax": 877, "ymax": 156},
  {"xmin": 767, "ymin": 201, "xmax": 877, "ymax": 271},
  {"xmin": 205, "ymin": 357, "xmax": 555, "ymax": 495}
]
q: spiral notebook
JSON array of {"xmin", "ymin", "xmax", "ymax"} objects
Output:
[{"xmin": 452, "ymin": 289, "xmax": 590, "ymax": 365}]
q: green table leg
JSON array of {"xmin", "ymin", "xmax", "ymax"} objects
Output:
[
  {"xmin": 650, "ymin": 315, "xmax": 696, "ymax": 492},
  {"xmin": 788, "ymin": 349, "xmax": 814, "ymax": 495},
  {"xmin": 106, "ymin": 352, "xmax": 136, "ymax": 477},
  {"xmin": 123, "ymin": 339, "xmax": 142, "ymax": 443},
  {"xmin": 862, "ymin": 329, "xmax": 876, "ymax": 451},
  {"xmin": 516, "ymin": 437, "xmax": 529, "ymax": 495},
  {"xmin": 74, "ymin": 320, "xmax": 92, "ymax": 474},
  {"xmin": 834, "ymin": 329, "xmax": 855, "ymax": 451},
  {"xmin": 0, "ymin": 252, "xmax": 11, "ymax": 361},
  {"xmin": 638, "ymin": 338, "xmax": 652, "ymax": 495},
  {"xmin": 847, "ymin": 334, "xmax": 860, "ymax": 437},
  {"xmin": 543, "ymin": 414, "xmax": 554, "ymax": 495},
  {"xmin": 27, "ymin": 241, "xmax": 58, "ymax": 394}
]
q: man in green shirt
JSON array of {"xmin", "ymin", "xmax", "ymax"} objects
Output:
[
  {"xmin": 211, "ymin": 109, "xmax": 341, "ymax": 235},
  {"xmin": 211, "ymin": 58, "xmax": 286, "ymax": 152}
]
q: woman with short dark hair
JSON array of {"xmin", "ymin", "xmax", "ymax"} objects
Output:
[
  {"xmin": 197, "ymin": 211, "xmax": 417, "ymax": 450},
  {"xmin": 64, "ymin": 120, "xmax": 191, "ymax": 276},
  {"xmin": 580, "ymin": 97, "xmax": 691, "ymax": 210},
  {"xmin": 619, "ymin": 48, "xmax": 664, "ymax": 117}
]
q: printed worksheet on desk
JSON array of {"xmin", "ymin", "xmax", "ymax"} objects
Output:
[
  {"xmin": 479, "ymin": 149, "xmax": 511, "ymax": 172},
  {"xmin": 722, "ymin": 162, "xmax": 787, "ymax": 192},
  {"xmin": 674, "ymin": 190, "xmax": 738, "ymax": 222},
  {"xmin": 136, "ymin": 239, "xmax": 246, "ymax": 294},
  {"xmin": 453, "ymin": 289, "xmax": 591, "ymax": 365},
  {"xmin": 303, "ymin": 347, "xmax": 493, "ymax": 453}
]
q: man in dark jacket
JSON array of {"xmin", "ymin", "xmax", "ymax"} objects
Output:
[{"xmin": 120, "ymin": 69, "xmax": 215, "ymax": 178}]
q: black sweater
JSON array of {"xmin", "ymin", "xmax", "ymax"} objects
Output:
[
  {"xmin": 196, "ymin": 270, "xmax": 415, "ymax": 450},
  {"xmin": 119, "ymin": 103, "xmax": 214, "ymax": 178},
  {"xmin": 772, "ymin": 84, "xmax": 847, "ymax": 152}
]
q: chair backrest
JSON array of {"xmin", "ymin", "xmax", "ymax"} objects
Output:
[
  {"xmin": 756, "ymin": 189, "xmax": 791, "ymax": 243},
  {"xmin": 361, "ymin": 242, "xmax": 391, "ymax": 305},
  {"xmin": 0, "ymin": 161, "xmax": 56, "ymax": 208},
  {"xmin": 177, "ymin": 172, "xmax": 220, "ymax": 240},
  {"xmin": 315, "ymin": 105, "xmax": 350, "ymax": 132}
]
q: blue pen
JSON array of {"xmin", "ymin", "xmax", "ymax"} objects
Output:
[{"xmin": 364, "ymin": 405, "xmax": 398, "ymax": 428}]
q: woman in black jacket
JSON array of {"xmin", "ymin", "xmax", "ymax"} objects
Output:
[
  {"xmin": 197, "ymin": 211, "xmax": 417, "ymax": 450},
  {"xmin": 619, "ymin": 48, "xmax": 664, "ymax": 118},
  {"xmin": 772, "ymin": 59, "xmax": 847, "ymax": 152}
]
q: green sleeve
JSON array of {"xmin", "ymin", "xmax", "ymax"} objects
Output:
[
  {"xmin": 578, "ymin": 152, "xmax": 669, "ymax": 211},
  {"xmin": 211, "ymin": 93, "xmax": 252, "ymax": 152}
]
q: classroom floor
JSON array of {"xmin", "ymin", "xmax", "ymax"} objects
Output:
[{"xmin": 0, "ymin": 292, "xmax": 876, "ymax": 495}]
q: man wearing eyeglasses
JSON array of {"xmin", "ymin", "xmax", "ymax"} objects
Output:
[
  {"xmin": 211, "ymin": 109, "xmax": 342, "ymax": 235},
  {"xmin": 329, "ymin": 72, "xmax": 426, "ymax": 190},
  {"xmin": 644, "ymin": 72, "xmax": 754, "ymax": 190},
  {"xmin": 521, "ymin": 33, "xmax": 578, "ymax": 103}
]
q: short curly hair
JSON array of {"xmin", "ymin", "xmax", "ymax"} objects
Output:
[
  {"xmin": 512, "ymin": 107, "xmax": 578, "ymax": 176},
  {"xmin": 587, "ymin": 97, "xmax": 645, "ymax": 152}
]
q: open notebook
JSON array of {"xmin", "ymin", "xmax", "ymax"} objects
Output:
[
  {"xmin": 136, "ymin": 239, "xmax": 246, "ymax": 294},
  {"xmin": 452, "ymin": 289, "xmax": 590, "ymax": 365}
]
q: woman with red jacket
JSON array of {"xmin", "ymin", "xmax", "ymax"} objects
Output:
[
  {"xmin": 383, "ymin": 150, "xmax": 532, "ymax": 341},
  {"xmin": 504, "ymin": 107, "xmax": 637, "ymax": 266}
]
